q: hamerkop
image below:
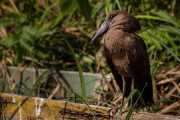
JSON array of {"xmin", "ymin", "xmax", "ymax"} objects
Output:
[{"xmin": 92, "ymin": 10, "xmax": 154, "ymax": 113}]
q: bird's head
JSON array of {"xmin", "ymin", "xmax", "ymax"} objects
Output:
[{"xmin": 91, "ymin": 10, "xmax": 141, "ymax": 43}]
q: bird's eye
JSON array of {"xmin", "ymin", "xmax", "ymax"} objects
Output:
[{"xmin": 110, "ymin": 15, "xmax": 114, "ymax": 18}]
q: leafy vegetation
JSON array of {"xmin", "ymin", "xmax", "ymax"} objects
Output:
[
  {"xmin": 0, "ymin": 0, "xmax": 179, "ymax": 116},
  {"xmin": 0, "ymin": 0, "xmax": 179, "ymax": 70}
]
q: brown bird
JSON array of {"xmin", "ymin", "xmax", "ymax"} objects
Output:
[{"xmin": 92, "ymin": 10, "xmax": 153, "ymax": 113}]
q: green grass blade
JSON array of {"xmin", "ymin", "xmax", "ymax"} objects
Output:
[
  {"xmin": 29, "ymin": 71, "xmax": 48, "ymax": 96},
  {"xmin": 64, "ymin": 39, "xmax": 87, "ymax": 102},
  {"xmin": 115, "ymin": 0, "xmax": 121, "ymax": 10},
  {"xmin": 77, "ymin": 0, "xmax": 92, "ymax": 21},
  {"xmin": 146, "ymin": 31, "xmax": 180, "ymax": 62},
  {"xmin": 126, "ymin": 83, "xmax": 148, "ymax": 120},
  {"xmin": 74, "ymin": 93, "xmax": 96, "ymax": 120},
  {"xmin": 119, "ymin": 89, "xmax": 138, "ymax": 114}
]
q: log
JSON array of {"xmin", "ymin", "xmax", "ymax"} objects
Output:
[
  {"xmin": 0, "ymin": 93, "xmax": 110, "ymax": 120},
  {"xmin": 0, "ymin": 93, "xmax": 179, "ymax": 120}
]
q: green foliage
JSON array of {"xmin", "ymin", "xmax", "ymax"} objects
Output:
[
  {"xmin": 0, "ymin": 0, "xmax": 179, "ymax": 72},
  {"xmin": 138, "ymin": 10, "xmax": 180, "ymax": 64},
  {"xmin": 64, "ymin": 38, "xmax": 87, "ymax": 102}
]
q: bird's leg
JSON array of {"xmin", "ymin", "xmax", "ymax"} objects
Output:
[
  {"xmin": 110, "ymin": 76, "xmax": 126, "ymax": 117},
  {"xmin": 112, "ymin": 77, "xmax": 135, "ymax": 116},
  {"xmin": 123, "ymin": 77, "xmax": 139, "ymax": 114},
  {"xmin": 121, "ymin": 76, "xmax": 126, "ymax": 108},
  {"xmin": 130, "ymin": 77, "xmax": 134, "ymax": 108},
  {"xmin": 123, "ymin": 77, "xmax": 135, "ymax": 113}
]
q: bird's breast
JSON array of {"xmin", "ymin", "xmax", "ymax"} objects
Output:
[
  {"xmin": 103, "ymin": 29, "xmax": 135, "ymax": 77},
  {"xmin": 104, "ymin": 29, "xmax": 132, "ymax": 53}
]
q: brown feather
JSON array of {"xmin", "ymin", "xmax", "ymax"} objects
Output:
[{"xmin": 92, "ymin": 10, "xmax": 154, "ymax": 106}]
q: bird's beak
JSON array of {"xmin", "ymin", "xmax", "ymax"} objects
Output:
[{"xmin": 91, "ymin": 21, "xmax": 109, "ymax": 43}]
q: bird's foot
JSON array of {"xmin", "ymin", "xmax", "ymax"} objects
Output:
[
  {"xmin": 109, "ymin": 106, "xmax": 119, "ymax": 120},
  {"xmin": 109, "ymin": 106, "xmax": 129, "ymax": 117},
  {"xmin": 120, "ymin": 106, "xmax": 140, "ymax": 114},
  {"xmin": 109, "ymin": 106, "xmax": 119, "ymax": 117}
]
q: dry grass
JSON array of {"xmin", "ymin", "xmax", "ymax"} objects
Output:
[{"xmin": 94, "ymin": 65, "xmax": 180, "ymax": 115}]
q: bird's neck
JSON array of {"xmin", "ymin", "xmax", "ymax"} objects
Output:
[{"xmin": 104, "ymin": 29, "xmax": 126, "ymax": 49}]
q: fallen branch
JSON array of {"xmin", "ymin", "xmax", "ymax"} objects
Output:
[{"xmin": 0, "ymin": 93, "xmax": 180, "ymax": 120}]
